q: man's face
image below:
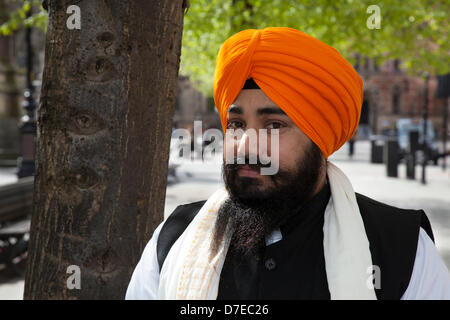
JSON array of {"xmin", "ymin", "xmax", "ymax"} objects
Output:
[
  {"xmin": 223, "ymin": 88, "xmax": 320, "ymax": 201},
  {"xmin": 214, "ymin": 88, "xmax": 325, "ymax": 256}
]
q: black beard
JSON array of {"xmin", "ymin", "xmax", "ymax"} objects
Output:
[{"xmin": 212, "ymin": 143, "xmax": 324, "ymax": 257}]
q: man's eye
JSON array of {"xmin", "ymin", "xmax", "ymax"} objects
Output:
[
  {"xmin": 267, "ymin": 121, "xmax": 284, "ymax": 130},
  {"xmin": 227, "ymin": 120, "xmax": 244, "ymax": 129}
]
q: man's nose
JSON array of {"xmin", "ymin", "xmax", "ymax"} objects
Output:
[{"xmin": 236, "ymin": 129, "xmax": 259, "ymax": 163}]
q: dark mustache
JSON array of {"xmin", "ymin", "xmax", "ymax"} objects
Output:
[{"xmin": 225, "ymin": 157, "xmax": 272, "ymax": 170}]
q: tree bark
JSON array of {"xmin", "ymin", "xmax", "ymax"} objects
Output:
[{"xmin": 24, "ymin": 0, "xmax": 185, "ymax": 299}]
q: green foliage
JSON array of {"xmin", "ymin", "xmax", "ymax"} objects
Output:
[
  {"xmin": 1, "ymin": 0, "xmax": 447, "ymax": 95},
  {"xmin": 0, "ymin": 0, "xmax": 47, "ymax": 35},
  {"xmin": 182, "ymin": 0, "xmax": 449, "ymax": 95}
]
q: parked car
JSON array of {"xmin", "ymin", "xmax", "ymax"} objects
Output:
[{"xmin": 396, "ymin": 118, "xmax": 439, "ymax": 165}]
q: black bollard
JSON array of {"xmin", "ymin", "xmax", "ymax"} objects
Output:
[
  {"xmin": 371, "ymin": 138, "xmax": 384, "ymax": 164},
  {"xmin": 406, "ymin": 154, "xmax": 415, "ymax": 179},
  {"xmin": 409, "ymin": 130, "xmax": 420, "ymax": 154},
  {"xmin": 384, "ymin": 137, "xmax": 399, "ymax": 177},
  {"xmin": 406, "ymin": 131, "xmax": 419, "ymax": 179}
]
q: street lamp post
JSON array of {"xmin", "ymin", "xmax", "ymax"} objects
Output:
[
  {"xmin": 444, "ymin": 97, "xmax": 448, "ymax": 171},
  {"xmin": 436, "ymin": 74, "xmax": 449, "ymax": 171},
  {"xmin": 16, "ymin": 4, "xmax": 36, "ymax": 178},
  {"xmin": 421, "ymin": 73, "xmax": 429, "ymax": 185}
]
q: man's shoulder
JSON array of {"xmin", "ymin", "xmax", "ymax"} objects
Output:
[
  {"xmin": 356, "ymin": 192, "xmax": 422, "ymax": 216},
  {"xmin": 161, "ymin": 199, "xmax": 208, "ymax": 239},
  {"xmin": 173, "ymin": 200, "xmax": 207, "ymax": 212},
  {"xmin": 355, "ymin": 192, "xmax": 433, "ymax": 240},
  {"xmin": 355, "ymin": 192, "xmax": 434, "ymax": 299},
  {"xmin": 166, "ymin": 200, "xmax": 208, "ymax": 224},
  {"xmin": 156, "ymin": 200, "xmax": 207, "ymax": 270},
  {"xmin": 162, "ymin": 200, "xmax": 208, "ymax": 239}
]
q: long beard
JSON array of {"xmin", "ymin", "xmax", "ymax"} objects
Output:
[{"xmin": 212, "ymin": 143, "xmax": 324, "ymax": 257}]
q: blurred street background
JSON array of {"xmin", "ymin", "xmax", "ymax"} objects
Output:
[{"xmin": 0, "ymin": 0, "xmax": 448, "ymax": 300}]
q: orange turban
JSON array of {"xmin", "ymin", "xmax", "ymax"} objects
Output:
[{"xmin": 213, "ymin": 27, "xmax": 363, "ymax": 159}]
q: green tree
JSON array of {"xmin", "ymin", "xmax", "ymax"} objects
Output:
[
  {"xmin": 3, "ymin": 1, "xmax": 448, "ymax": 95},
  {"xmin": 179, "ymin": 0, "xmax": 449, "ymax": 94},
  {"xmin": 0, "ymin": 0, "xmax": 21, "ymax": 118},
  {"xmin": 0, "ymin": 0, "xmax": 48, "ymax": 35}
]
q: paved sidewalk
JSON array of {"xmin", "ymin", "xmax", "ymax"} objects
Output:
[{"xmin": 0, "ymin": 167, "xmax": 17, "ymax": 187}]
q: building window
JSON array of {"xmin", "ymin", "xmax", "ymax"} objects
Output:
[
  {"xmin": 392, "ymin": 86, "xmax": 401, "ymax": 115},
  {"xmin": 393, "ymin": 59, "xmax": 400, "ymax": 72},
  {"xmin": 360, "ymin": 100, "xmax": 369, "ymax": 125},
  {"xmin": 374, "ymin": 57, "xmax": 379, "ymax": 72},
  {"xmin": 364, "ymin": 57, "xmax": 370, "ymax": 71},
  {"xmin": 354, "ymin": 54, "xmax": 360, "ymax": 71}
]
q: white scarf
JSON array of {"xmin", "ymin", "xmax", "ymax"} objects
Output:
[{"xmin": 158, "ymin": 161, "xmax": 377, "ymax": 300}]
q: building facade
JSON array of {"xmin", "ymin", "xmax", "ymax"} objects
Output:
[
  {"xmin": 173, "ymin": 75, "xmax": 221, "ymax": 132},
  {"xmin": 355, "ymin": 55, "xmax": 446, "ymax": 140}
]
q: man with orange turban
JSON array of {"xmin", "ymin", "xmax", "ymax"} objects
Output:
[{"xmin": 126, "ymin": 27, "xmax": 450, "ymax": 300}]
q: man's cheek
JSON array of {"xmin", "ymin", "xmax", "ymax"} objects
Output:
[
  {"xmin": 260, "ymin": 130, "xmax": 280, "ymax": 175},
  {"xmin": 276, "ymin": 152, "xmax": 296, "ymax": 174}
]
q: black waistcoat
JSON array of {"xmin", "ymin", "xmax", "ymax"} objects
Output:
[{"xmin": 157, "ymin": 183, "xmax": 434, "ymax": 300}]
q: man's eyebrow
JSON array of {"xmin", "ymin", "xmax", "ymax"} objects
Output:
[
  {"xmin": 256, "ymin": 106, "xmax": 287, "ymax": 116},
  {"xmin": 227, "ymin": 105, "xmax": 243, "ymax": 114},
  {"xmin": 228, "ymin": 104, "xmax": 287, "ymax": 116}
]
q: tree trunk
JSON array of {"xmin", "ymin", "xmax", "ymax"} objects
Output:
[{"xmin": 24, "ymin": 0, "xmax": 185, "ymax": 299}]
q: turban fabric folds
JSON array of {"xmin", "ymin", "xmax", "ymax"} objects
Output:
[{"xmin": 213, "ymin": 27, "xmax": 363, "ymax": 159}]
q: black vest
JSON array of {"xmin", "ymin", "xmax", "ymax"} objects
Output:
[{"xmin": 157, "ymin": 183, "xmax": 434, "ymax": 300}]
